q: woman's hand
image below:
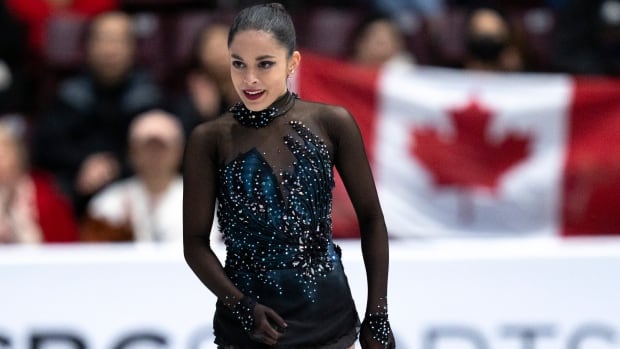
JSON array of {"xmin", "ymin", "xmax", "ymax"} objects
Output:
[
  {"xmin": 360, "ymin": 315, "xmax": 395, "ymax": 349},
  {"xmin": 250, "ymin": 303, "xmax": 287, "ymax": 345}
]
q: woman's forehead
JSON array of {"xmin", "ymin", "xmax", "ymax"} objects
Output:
[{"xmin": 229, "ymin": 30, "xmax": 286, "ymax": 55}]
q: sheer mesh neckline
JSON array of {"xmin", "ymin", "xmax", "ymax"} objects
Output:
[
  {"xmin": 219, "ymin": 118, "xmax": 332, "ymax": 204},
  {"xmin": 229, "ymin": 91, "xmax": 298, "ymax": 129}
]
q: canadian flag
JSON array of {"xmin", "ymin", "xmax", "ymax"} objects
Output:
[{"xmin": 296, "ymin": 52, "xmax": 620, "ymax": 238}]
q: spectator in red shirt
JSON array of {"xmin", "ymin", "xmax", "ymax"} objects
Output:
[{"xmin": 0, "ymin": 117, "xmax": 79, "ymax": 244}]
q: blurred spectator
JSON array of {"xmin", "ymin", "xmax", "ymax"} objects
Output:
[
  {"xmin": 0, "ymin": 117, "xmax": 79, "ymax": 244},
  {"xmin": 371, "ymin": 0, "xmax": 447, "ymax": 35},
  {"xmin": 461, "ymin": 5, "xmax": 526, "ymax": 72},
  {"xmin": 195, "ymin": 22, "xmax": 239, "ymax": 108},
  {"xmin": 167, "ymin": 23, "xmax": 231, "ymax": 137},
  {"xmin": 5, "ymin": 0, "xmax": 117, "ymax": 57},
  {"xmin": 81, "ymin": 110, "xmax": 184, "ymax": 242},
  {"xmin": 363, "ymin": 0, "xmax": 446, "ymax": 56},
  {"xmin": 365, "ymin": 0, "xmax": 446, "ymax": 22},
  {"xmin": 0, "ymin": 1, "xmax": 28, "ymax": 115},
  {"xmin": 553, "ymin": 0, "xmax": 620, "ymax": 75},
  {"xmin": 348, "ymin": 12, "xmax": 415, "ymax": 67},
  {"xmin": 32, "ymin": 11, "xmax": 162, "ymax": 217}
]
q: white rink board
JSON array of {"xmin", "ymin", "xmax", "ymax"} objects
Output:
[{"xmin": 1, "ymin": 237, "xmax": 619, "ymax": 349}]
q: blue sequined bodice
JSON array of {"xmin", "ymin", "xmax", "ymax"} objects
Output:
[{"xmin": 217, "ymin": 120, "xmax": 339, "ymax": 300}]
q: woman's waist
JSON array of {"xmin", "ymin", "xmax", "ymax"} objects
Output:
[
  {"xmin": 223, "ymin": 240, "xmax": 341, "ymax": 272},
  {"xmin": 221, "ymin": 257, "xmax": 353, "ymax": 307}
]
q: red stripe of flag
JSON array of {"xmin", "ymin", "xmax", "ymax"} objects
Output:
[
  {"xmin": 297, "ymin": 52, "xmax": 380, "ymax": 238},
  {"xmin": 297, "ymin": 51, "xmax": 380, "ymax": 160},
  {"xmin": 563, "ymin": 77, "xmax": 620, "ymax": 236}
]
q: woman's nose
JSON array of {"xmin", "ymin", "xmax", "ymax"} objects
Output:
[{"xmin": 243, "ymin": 69, "xmax": 258, "ymax": 84}]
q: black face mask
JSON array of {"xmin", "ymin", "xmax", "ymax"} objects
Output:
[{"xmin": 466, "ymin": 34, "xmax": 508, "ymax": 62}]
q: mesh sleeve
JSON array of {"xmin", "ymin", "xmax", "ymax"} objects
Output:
[
  {"xmin": 327, "ymin": 106, "xmax": 390, "ymax": 315},
  {"xmin": 182, "ymin": 122, "xmax": 245, "ymax": 302}
]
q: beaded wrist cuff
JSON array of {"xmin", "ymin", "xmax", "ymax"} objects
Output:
[
  {"xmin": 367, "ymin": 298, "xmax": 391, "ymax": 347},
  {"xmin": 367, "ymin": 312, "xmax": 391, "ymax": 347},
  {"xmin": 225, "ymin": 296, "xmax": 256, "ymax": 333}
]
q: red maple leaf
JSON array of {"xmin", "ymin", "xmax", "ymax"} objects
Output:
[{"xmin": 410, "ymin": 98, "xmax": 532, "ymax": 195}]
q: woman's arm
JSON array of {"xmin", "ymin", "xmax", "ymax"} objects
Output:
[
  {"xmin": 183, "ymin": 123, "xmax": 241, "ymax": 301},
  {"xmin": 182, "ymin": 123, "xmax": 286, "ymax": 344},
  {"xmin": 327, "ymin": 106, "xmax": 394, "ymax": 348}
]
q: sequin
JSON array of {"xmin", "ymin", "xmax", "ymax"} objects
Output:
[
  {"xmin": 224, "ymin": 296, "xmax": 256, "ymax": 334},
  {"xmin": 217, "ymin": 120, "xmax": 337, "ymax": 300},
  {"xmin": 367, "ymin": 298, "xmax": 391, "ymax": 347},
  {"xmin": 230, "ymin": 92, "xmax": 298, "ymax": 129},
  {"xmin": 367, "ymin": 312, "xmax": 391, "ymax": 347}
]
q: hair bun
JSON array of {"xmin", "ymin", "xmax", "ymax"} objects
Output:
[
  {"xmin": 267, "ymin": 2, "xmax": 285, "ymax": 10},
  {"xmin": 229, "ymin": 2, "xmax": 296, "ymax": 55}
]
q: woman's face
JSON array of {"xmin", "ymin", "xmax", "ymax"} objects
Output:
[{"xmin": 228, "ymin": 29, "xmax": 299, "ymax": 111}]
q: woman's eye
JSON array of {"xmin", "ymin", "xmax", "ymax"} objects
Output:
[
  {"xmin": 258, "ymin": 61, "xmax": 275, "ymax": 69},
  {"xmin": 232, "ymin": 61, "xmax": 245, "ymax": 69}
]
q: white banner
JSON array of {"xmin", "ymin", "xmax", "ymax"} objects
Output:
[{"xmin": 1, "ymin": 237, "xmax": 620, "ymax": 349}]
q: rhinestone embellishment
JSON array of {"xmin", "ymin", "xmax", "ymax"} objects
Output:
[
  {"xmin": 230, "ymin": 92, "xmax": 297, "ymax": 128},
  {"xmin": 217, "ymin": 120, "xmax": 337, "ymax": 301}
]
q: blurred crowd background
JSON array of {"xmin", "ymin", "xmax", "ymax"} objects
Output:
[{"xmin": 1, "ymin": 0, "xmax": 619, "ymax": 244}]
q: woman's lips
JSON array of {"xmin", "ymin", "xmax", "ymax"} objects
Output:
[{"xmin": 243, "ymin": 89, "xmax": 265, "ymax": 100}]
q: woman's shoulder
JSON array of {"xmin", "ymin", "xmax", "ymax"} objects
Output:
[
  {"xmin": 188, "ymin": 112, "xmax": 235, "ymax": 143},
  {"xmin": 296, "ymin": 98, "xmax": 353, "ymax": 124}
]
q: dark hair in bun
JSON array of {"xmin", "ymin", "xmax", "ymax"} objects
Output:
[{"xmin": 228, "ymin": 3, "xmax": 296, "ymax": 56}]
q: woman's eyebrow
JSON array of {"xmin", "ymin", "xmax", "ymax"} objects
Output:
[
  {"xmin": 256, "ymin": 55, "xmax": 276, "ymax": 60},
  {"xmin": 230, "ymin": 54, "xmax": 276, "ymax": 61}
]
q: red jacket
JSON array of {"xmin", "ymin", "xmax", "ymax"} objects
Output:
[{"xmin": 32, "ymin": 172, "xmax": 79, "ymax": 243}]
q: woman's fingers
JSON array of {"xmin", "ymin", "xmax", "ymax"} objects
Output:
[
  {"xmin": 264, "ymin": 307, "xmax": 288, "ymax": 330},
  {"xmin": 251, "ymin": 304, "xmax": 287, "ymax": 344},
  {"xmin": 250, "ymin": 331, "xmax": 277, "ymax": 345},
  {"xmin": 257, "ymin": 316, "xmax": 283, "ymax": 340}
]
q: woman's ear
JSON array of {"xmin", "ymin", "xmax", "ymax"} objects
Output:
[{"xmin": 289, "ymin": 50, "xmax": 301, "ymax": 76}]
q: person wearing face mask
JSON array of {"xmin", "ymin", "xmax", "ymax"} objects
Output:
[
  {"xmin": 462, "ymin": 5, "xmax": 525, "ymax": 72},
  {"xmin": 183, "ymin": 3, "xmax": 394, "ymax": 348}
]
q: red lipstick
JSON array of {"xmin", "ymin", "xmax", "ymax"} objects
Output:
[{"xmin": 243, "ymin": 89, "xmax": 265, "ymax": 100}]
